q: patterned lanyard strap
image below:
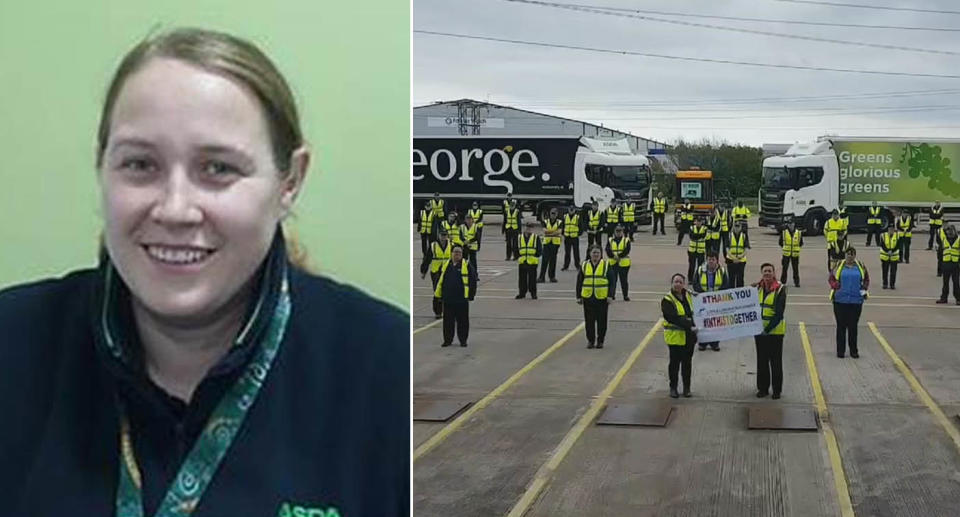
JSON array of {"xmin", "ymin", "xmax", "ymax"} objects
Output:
[{"xmin": 116, "ymin": 277, "xmax": 292, "ymax": 517}]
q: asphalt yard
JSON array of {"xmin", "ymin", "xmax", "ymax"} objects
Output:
[{"xmin": 412, "ymin": 216, "xmax": 960, "ymax": 517}]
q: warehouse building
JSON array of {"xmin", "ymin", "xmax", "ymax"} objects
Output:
[{"xmin": 414, "ymin": 98, "xmax": 669, "ymax": 155}]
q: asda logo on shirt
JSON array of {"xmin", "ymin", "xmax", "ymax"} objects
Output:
[{"xmin": 277, "ymin": 502, "xmax": 341, "ymax": 517}]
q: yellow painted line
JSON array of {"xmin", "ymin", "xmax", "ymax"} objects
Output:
[
  {"xmin": 799, "ymin": 321, "xmax": 855, "ymax": 517},
  {"xmin": 869, "ymin": 322, "xmax": 960, "ymax": 454},
  {"xmin": 505, "ymin": 318, "xmax": 663, "ymax": 517},
  {"xmin": 413, "ymin": 322, "xmax": 585, "ymax": 461},
  {"xmin": 413, "ymin": 319, "xmax": 442, "ymax": 335}
]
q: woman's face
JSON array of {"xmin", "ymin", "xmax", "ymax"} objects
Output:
[
  {"xmin": 99, "ymin": 58, "xmax": 304, "ymax": 322},
  {"xmin": 672, "ymin": 275, "xmax": 685, "ymax": 292},
  {"xmin": 845, "ymin": 251, "xmax": 856, "ymax": 264}
]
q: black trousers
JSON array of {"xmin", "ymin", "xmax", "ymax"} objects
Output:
[
  {"xmin": 420, "ymin": 233, "xmax": 431, "ymax": 256},
  {"xmin": 583, "ymin": 297, "xmax": 609, "ymax": 345},
  {"xmin": 587, "ymin": 231, "xmax": 602, "ymax": 248},
  {"xmin": 539, "ymin": 243, "xmax": 559, "ymax": 280},
  {"xmin": 833, "ymin": 302, "xmax": 863, "ymax": 356},
  {"xmin": 430, "ymin": 271, "xmax": 443, "ymax": 316},
  {"xmin": 442, "ymin": 301, "xmax": 469, "ymax": 345},
  {"xmin": 720, "ymin": 231, "xmax": 730, "ymax": 256},
  {"xmin": 667, "ymin": 341, "xmax": 695, "ymax": 390},
  {"xmin": 652, "ymin": 213, "xmax": 666, "ymax": 234},
  {"xmin": 562, "ymin": 236, "xmax": 581, "ymax": 269},
  {"xmin": 476, "ymin": 226, "xmax": 483, "ymax": 247},
  {"xmin": 929, "ymin": 226, "xmax": 941, "ymax": 249},
  {"xmin": 687, "ymin": 252, "xmax": 704, "ymax": 282},
  {"xmin": 676, "ymin": 222, "xmax": 689, "ymax": 245},
  {"xmin": 941, "ymin": 263, "xmax": 960, "ymax": 302},
  {"xmin": 518, "ymin": 263, "xmax": 538, "ymax": 297},
  {"xmin": 728, "ymin": 262, "xmax": 745, "ymax": 287},
  {"xmin": 610, "ymin": 264, "xmax": 630, "ymax": 299},
  {"xmin": 466, "ymin": 249, "xmax": 478, "ymax": 267},
  {"xmin": 505, "ymin": 229, "xmax": 519, "ymax": 259},
  {"xmin": 781, "ymin": 256, "xmax": 800, "ymax": 286},
  {"xmin": 865, "ymin": 224, "xmax": 881, "ymax": 246},
  {"xmin": 881, "ymin": 260, "xmax": 898, "ymax": 288},
  {"xmin": 901, "ymin": 236, "xmax": 912, "ymax": 263},
  {"xmin": 706, "ymin": 238, "xmax": 720, "ymax": 255},
  {"xmin": 755, "ymin": 335, "xmax": 784, "ymax": 395}
]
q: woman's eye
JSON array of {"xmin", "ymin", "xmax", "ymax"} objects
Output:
[
  {"xmin": 202, "ymin": 161, "xmax": 239, "ymax": 176},
  {"xmin": 120, "ymin": 158, "xmax": 155, "ymax": 172}
]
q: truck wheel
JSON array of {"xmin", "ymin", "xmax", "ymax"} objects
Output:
[{"xmin": 805, "ymin": 210, "xmax": 826, "ymax": 236}]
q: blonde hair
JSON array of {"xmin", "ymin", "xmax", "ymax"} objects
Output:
[{"xmin": 96, "ymin": 27, "xmax": 311, "ymax": 271}]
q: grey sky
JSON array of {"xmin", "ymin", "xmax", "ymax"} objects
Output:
[{"xmin": 413, "ymin": 0, "xmax": 960, "ymax": 146}]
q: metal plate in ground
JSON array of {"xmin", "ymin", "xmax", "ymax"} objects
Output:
[
  {"xmin": 748, "ymin": 406, "xmax": 818, "ymax": 430},
  {"xmin": 413, "ymin": 399, "xmax": 472, "ymax": 422},
  {"xmin": 596, "ymin": 401, "xmax": 674, "ymax": 427}
]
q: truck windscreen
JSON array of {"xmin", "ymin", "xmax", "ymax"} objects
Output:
[
  {"xmin": 586, "ymin": 164, "xmax": 650, "ymax": 188},
  {"xmin": 762, "ymin": 166, "xmax": 824, "ymax": 190}
]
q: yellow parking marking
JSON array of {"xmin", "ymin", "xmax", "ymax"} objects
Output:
[
  {"xmin": 869, "ymin": 322, "xmax": 960, "ymax": 454},
  {"xmin": 413, "ymin": 319, "xmax": 442, "ymax": 335},
  {"xmin": 506, "ymin": 319, "xmax": 663, "ymax": 517},
  {"xmin": 413, "ymin": 322, "xmax": 585, "ymax": 461},
  {"xmin": 799, "ymin": 321, "xmax": 855, "ymax": 517}
]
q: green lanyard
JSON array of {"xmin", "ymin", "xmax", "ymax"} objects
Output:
[{"xmin": 115, "ymin": 277, "xmax": 292, "ymax": 517}]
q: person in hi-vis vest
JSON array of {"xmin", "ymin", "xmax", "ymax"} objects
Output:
[
  {"xmin": 561, "ymin": 205, "xmax": 582, "ymax": 271},
  {"xmin": 879, "ymin": 224, "xmax": 901, "ymax": 290},
  {"xmin": 576, "ymin": 245, "xmax": 612, "ymax": 349},
  {"xmin": 585, "ymin": 201, "xmax": 603, "ymax": 248},
  {"xmin": 928, "ymin": 200, "xmax": 944, "ymax": 252},
  {"xmin": 937, "ymin": 224, "xmax": 960, "ymax": 305},
  {"xmin": 420, "ymin": 229, "xmax": 452, "ymax": 318},
  {"xmin": 865, "ymin": 200, "xmax": 882, "ymax": 247},
  {"xmin": 896, "ymin": 209, "xmax": 915, "ymax": 264},
  {"xmin": 538, "ymin": 208, "xmax": 562, "ymax": 283},
  {"xmin": 778, "ymin": 220, "xmax": 803, "ymax": 287},
  {"xmin": 418, "ymin": 200, "xmax": 435, "ymax": 256},
  {"xmin": 516, "ymin": 221, "xmax": 542, "ymax": 300},
  {"xmin": 468, "ymin": 201, "xmax": 484, "ymax": 248},
  {"xmin": 652, "ymin": 191, "xmax": 668, "ymax": 235},
  {"xmin": 687, "ymin": 217, "xmax": 707, "ymax": 282},
  {"xmin": 622, "ymin": 200, "xmax": 637, "ymax": 240},
  {"xmin": 435, "ymin": 245, "xmax": 478, "ymax": 347},
  {"xmin": 605, "ymin": 225, "xmax": 632, "ymax": 301},
  {"xmin": 502, "ymin": 199, "xmax": 521, "ymax": 261},
  {"xmin": 692, "ymin": 251, "xmax": 728, "ymax": 352},
  {"xmin": 661, "ymin": 273, "xmax": 698, "ymax": 398},
  {"xmin": 754, "ymin": 263, "xmax": 787, "ymax": 399}
]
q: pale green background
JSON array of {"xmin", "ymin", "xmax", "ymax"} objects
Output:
[{"xmin": 0, "ymin": 1, "xmax": 410, "ymax": 309}]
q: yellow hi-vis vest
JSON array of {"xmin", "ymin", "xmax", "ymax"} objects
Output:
[
  {"xmin": 504, "ymin": 207, "xmax": 519, "ymax": 230},
  {"xmin": 468, "ymin": 208, "xmax": 484, "ymax": 228},
  {"xmin": 544, "ymin": 219, "xmax": 562, "ymax": 245},
  {"xmin": 758, "ymin": 284, "xmax": 785, "ymax": 335},
  {"xmin": 931, "ymin": 206, "xmax": 944, "ymax": 227},
  {"xmin": 782, "ymin": 229, "xmax": 802, "ymax": 257},
  {"xmin": 829, "ymin": 260, "xmax": 867, "ymax": 301},
  {"xmin": 941, "ymin": 229, "xmax": 960, "ymax": 263},
  {"xmin": 563, "ymin": 214, "xmax": 580, "ymax": 238},
  {"xmin": 434, "ymin": 259, "xmax": 469, "ymax": 298},
  {"xmin": 707, "ymin": 214, "xmax": 721, "ymax": 240},
  {"xmin": 443, "ymin": 220, "xmax": 462, "ymax": 245},
  {"xmin": 588, "ymin": 210, "xmax": 602, "ymax": 231},
  {"xmin": 880, "ymin": 233, "xmax": 900, "ymax": 262},
  {"xmin": 430, "ymin": 199, "xmax": 445, "ymax": 218},
  {"xmin": 825, "ymin": 218, "xmax": 844, "ymax": 245},
  {"xmin": 733, "ymin": 205, "xmax": 750, "ymax": 221},
  {"xmin": 419, "ymin": 210, "xmax": 434, "ymax": 234},
  {"xmin": 653, "ymin": 198, "xmax": 666, "ymax": 214},
  {"xmin": 461, "ymin": 223, "xmax": 479, "ymax": 251},
  {"xmin": 622, "ymin": 203, "xmax": 636, "ymax": 222},
  {"xmin": 663, "ymin": 291, "xmax": 694, "ymax": 345},
  {"xmin": 688, "ymin": 226, "xmax": 707, "ymax": 254},
  {"xmin": 720, "ymin": 210, "xmax": 730, "ymax": 232},
  {"xmin": 682, "ymin": 204, "xmax": 694, "ymax": 222},
  {"xmin": 518, "ymin": 233, "xmax": 540, "ymax": 265},
  {"xmin": 580, "ymin": 260, "xmax": 609, "ymax": 299},
  {"xmin": 608, "ymin": 237, "xmax": 630, "ymax": 267},
  {"xmin": 897, "ymin": 215, "xmax": 913, "ymax": 238},
  {"xmin": 606, "ymin": 206, "xmax": 621, "ymax": 224},
  {"xmin": 728, "ymin": 233, "xmax": 747, "ymax": 262},
  {"xmin": 868, "ymin": 206, "xmax": 881, "ymax": 225},
  {"xmin": 430, "ymin": 241, "xmax": 452, "ymax": 273},
  {"xmin": 696, "ymin": 265, "xmax": 726, "ymax": 292}
]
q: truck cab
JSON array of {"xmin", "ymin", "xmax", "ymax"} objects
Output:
[
  {"xmin": 673, "ymin": 169, "xmax": 714, "ymax": 224},
  {"xmin": 760, "ymin": 140, "xmax": 839, "ymax": 235}
]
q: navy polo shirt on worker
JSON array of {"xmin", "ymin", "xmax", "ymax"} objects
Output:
[{"xmin": 0, "ymin": 233, "xmax": 409, "ymax": 516}]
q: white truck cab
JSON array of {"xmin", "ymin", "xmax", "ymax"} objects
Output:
[{"xmin": 761, "ymin": 140, "xmax": 839, "ymax": 235}]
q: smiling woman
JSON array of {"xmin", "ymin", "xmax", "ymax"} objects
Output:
[{"xmin": 0, "ymin": 28, "xmax": 409, "ymax": 516}]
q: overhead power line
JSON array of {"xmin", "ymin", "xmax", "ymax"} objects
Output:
[
  {"xmin": 502, "ymin": 0, "xmax": 960, "ymax": 56},
  {"xmin": 549, "ymin": 2, "xmax": 960, "ymax": 31},
  {"xmin": 413, "ymin": 30, "xmax": 960, "ymax": 79},
  {"xmin": 773, "ymin": 0, "xmax": 960, "ymax": 15}
]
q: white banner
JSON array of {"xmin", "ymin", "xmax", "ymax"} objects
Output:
[
  {"xmin": 426, "ymin": 116, "xmax": 505, "ymax": 128},
  {"xmin": 692, "ymin": 287, "xmax": 764, "ymax": 342}
]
